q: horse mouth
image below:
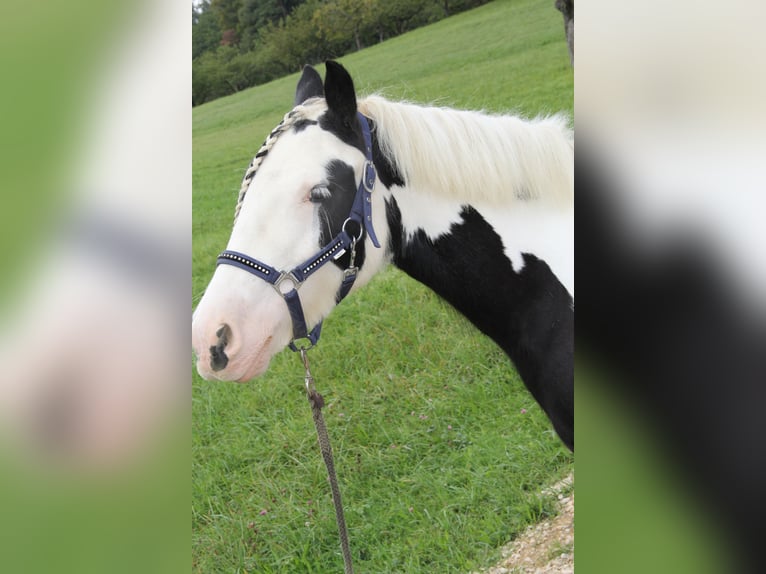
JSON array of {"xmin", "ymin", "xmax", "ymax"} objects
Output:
[
  {"xmin": 232, "ymin": 336, "xmax": 274, "ymax": 382},
  {"xmin": 234, "ymin": 360, "xmax": 269, "ymax": 382}
]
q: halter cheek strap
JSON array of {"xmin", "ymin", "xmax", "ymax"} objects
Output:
[
  {"xmin": 343, "ymin": 111, "xmax": 380, "ymax": 249},
  {"xmin": 217, "ymin": 112, "xmax": 380, "ymax": 351}
]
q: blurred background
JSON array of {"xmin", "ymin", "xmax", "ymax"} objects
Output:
[
  {"xmin": 576, "ymin": 1, "xmax": 766, "ymax": 573},
  {"xmin": 0, "ymin": 0, "xmax": 188, "ymax": 572}
]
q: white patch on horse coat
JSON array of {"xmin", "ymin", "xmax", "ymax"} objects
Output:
[
  {"xmin": 477, "ymin": 201, "xmax": 574, "ymax": 297},
  {"xmin": 393, "ymin": 187, "xmax": 465, "ymax": 242}
]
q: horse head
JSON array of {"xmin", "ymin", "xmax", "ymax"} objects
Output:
[{"xmin": 192, "ymin": 62, "xmax": 389, "ymax": 382}]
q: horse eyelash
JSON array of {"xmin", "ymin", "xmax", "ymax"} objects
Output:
[{"xmin": 309, "ymin": 184, "xmax": 331, "ymax": 203}]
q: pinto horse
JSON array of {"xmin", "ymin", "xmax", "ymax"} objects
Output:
[{"xmin": 192, "ymin": 61, "xmax": 574, "ymax": 450}]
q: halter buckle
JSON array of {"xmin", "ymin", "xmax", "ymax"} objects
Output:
[
  {"xmin": 363, "ymin": 160, "xmax": 376, "ymax": 193},
  {"xmin": 343, "ymin": 267, "xmax": 358, "ymax": 281}
]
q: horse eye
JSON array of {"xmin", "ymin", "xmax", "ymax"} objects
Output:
[{"xmin": 309, "ymin": 185, "xmax": 331, "ymax": 203}]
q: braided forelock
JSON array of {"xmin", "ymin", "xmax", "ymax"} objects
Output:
[{"xmin": 233, "ymin": 106, "xmax": 309, "ymax": 222}]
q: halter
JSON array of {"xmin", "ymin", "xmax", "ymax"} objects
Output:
[{"xmin": 217, "ymin": 112, "xmax": 381, "ymax": 351}]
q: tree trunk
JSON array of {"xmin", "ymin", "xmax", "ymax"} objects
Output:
[{"xmin": 555, "ymin": 0, "xmax": 574, "ymax": 66}]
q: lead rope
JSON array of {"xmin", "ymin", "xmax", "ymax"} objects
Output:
[{"xmin": 300, "ymin": 348, "xmax": 354, "ymax": 574}]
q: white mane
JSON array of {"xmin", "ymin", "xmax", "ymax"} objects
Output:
[{"xmin": 358, "ymin": 95, "xmax": 573, "ymax": 206}]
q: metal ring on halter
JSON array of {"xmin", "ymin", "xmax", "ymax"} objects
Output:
[
  {"xmin": 273, "ymin": 271, "xmax": 301, "ymax": 295},
  {"xmin": 289, "ymin": 336, "xmax": 316, "ymax": 353},
  {"xmin": 341, "ymin": 218, "xmax": 364, "ymax": 242}
]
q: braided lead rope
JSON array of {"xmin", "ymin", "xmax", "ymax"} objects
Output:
[
  {"xmin": 235, "ymin": 105, "xmax": 354, "ymax": 570},
  {"xmin": 301, "ymin": 349, "xmax": 354, "ymax": 574},
  {"xmin": 233, "ymin": 107, "xmax": 308, "ymax": 222}
]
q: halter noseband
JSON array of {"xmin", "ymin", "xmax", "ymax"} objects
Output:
[{"xmin": 217, "ymin": 112, "xmax": 381, "ymax": 351}]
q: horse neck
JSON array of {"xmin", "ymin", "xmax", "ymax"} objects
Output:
[
  {"xmin": 366, "ymin": 107, "xmax": 574, "ymax": 449},
  {"xmin": 366, "ymin": 112, "xmax": 573, "ymax": 349},
  {"xmin": 383, "ymin": 181, "xmax": 573, "ymax": 359}
]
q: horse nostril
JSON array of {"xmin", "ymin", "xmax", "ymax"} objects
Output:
[
  {"xmin": 210, "ymin": 324, "xmax": 231, "ymax": 372},
  {"xmin": 209, "ymin": 344, "xmax": 228, "ymax": 371},
  {"xmin": 215, "ymin": 324, "xmax": 231, "ymax": 343}
]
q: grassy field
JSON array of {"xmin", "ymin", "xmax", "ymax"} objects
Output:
[{"xmin": 193, "ymin": 1, "xmax": 573, "ymax": 572}]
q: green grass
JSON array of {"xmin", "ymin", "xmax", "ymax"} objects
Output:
[{"xmin": 193, "ymin": 1, "xmax": 573, "ymax": 572}]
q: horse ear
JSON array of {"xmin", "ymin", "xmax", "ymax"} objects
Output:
[
  {"xmin": 324, "ymin": 60, "xmax": 358, "ymax": 123},
  {"xmin": 294, "ymin": 65, "xmax": 324, "ymax": 106}
]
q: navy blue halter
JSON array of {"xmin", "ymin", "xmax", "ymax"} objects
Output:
[{"xmin": 217, "ymin": 112, "xmax": 380, "ymax": 351}]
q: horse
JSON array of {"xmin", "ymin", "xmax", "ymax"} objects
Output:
[{"xmin": 192, "ymin": 61, "xmax": 574, "ymax": 450}]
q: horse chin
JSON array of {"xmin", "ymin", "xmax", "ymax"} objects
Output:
[
  {"xmin": 196, "ymin": 354, "xmax": 271, "ymax": 384},
  {"xmin": 233, "ymin": 354, "xmax": 272, "ymax": 383}
]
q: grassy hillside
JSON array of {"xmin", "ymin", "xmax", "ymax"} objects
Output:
[{"xmin": 193, "ymin": 1, "xmax": 573, "ymax": 572}]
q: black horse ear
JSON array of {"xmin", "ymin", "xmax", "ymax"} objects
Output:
[
  {"xmin": 294, "ymin": 65, "xmax": 324, "ymax": 106},
  {"xmin": 324, "ymin": 60, "xmax": 358, "ymax": 123}
]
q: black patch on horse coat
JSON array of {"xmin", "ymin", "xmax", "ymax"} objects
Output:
[
  {"xmin": 316, "ymin": 112, "xmax": 403, "ymax": 188},
  {"xmin": 318, "ymin": 160, "xmax": 366, "ymax": 274},
  {"xmin": 385, "ymin": 198, "xmax": 574, "ymax": 450},
  {"xmin": 369, "ymin": 118, "xmax": 405, "ymax": 189},
  {"xmin": 292, "ymin": 119, "xmax": 318, "ymax": 133},
  {"xmin": 308, "ymin": 111, "xmax": 401, "ymax": 287},
  {"xmin": 319, "ymin": 111, "xmax": 366, "ymax": 154}
]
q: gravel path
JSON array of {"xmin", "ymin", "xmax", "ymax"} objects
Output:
[{"xmin": 471, "ymin": 473, "xmax": 574, "ymax": 574}]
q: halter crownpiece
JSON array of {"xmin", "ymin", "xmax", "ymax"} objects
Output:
[{"xmin": 217, "ymin": 112, "xmax": 380, "ymax": 351}]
